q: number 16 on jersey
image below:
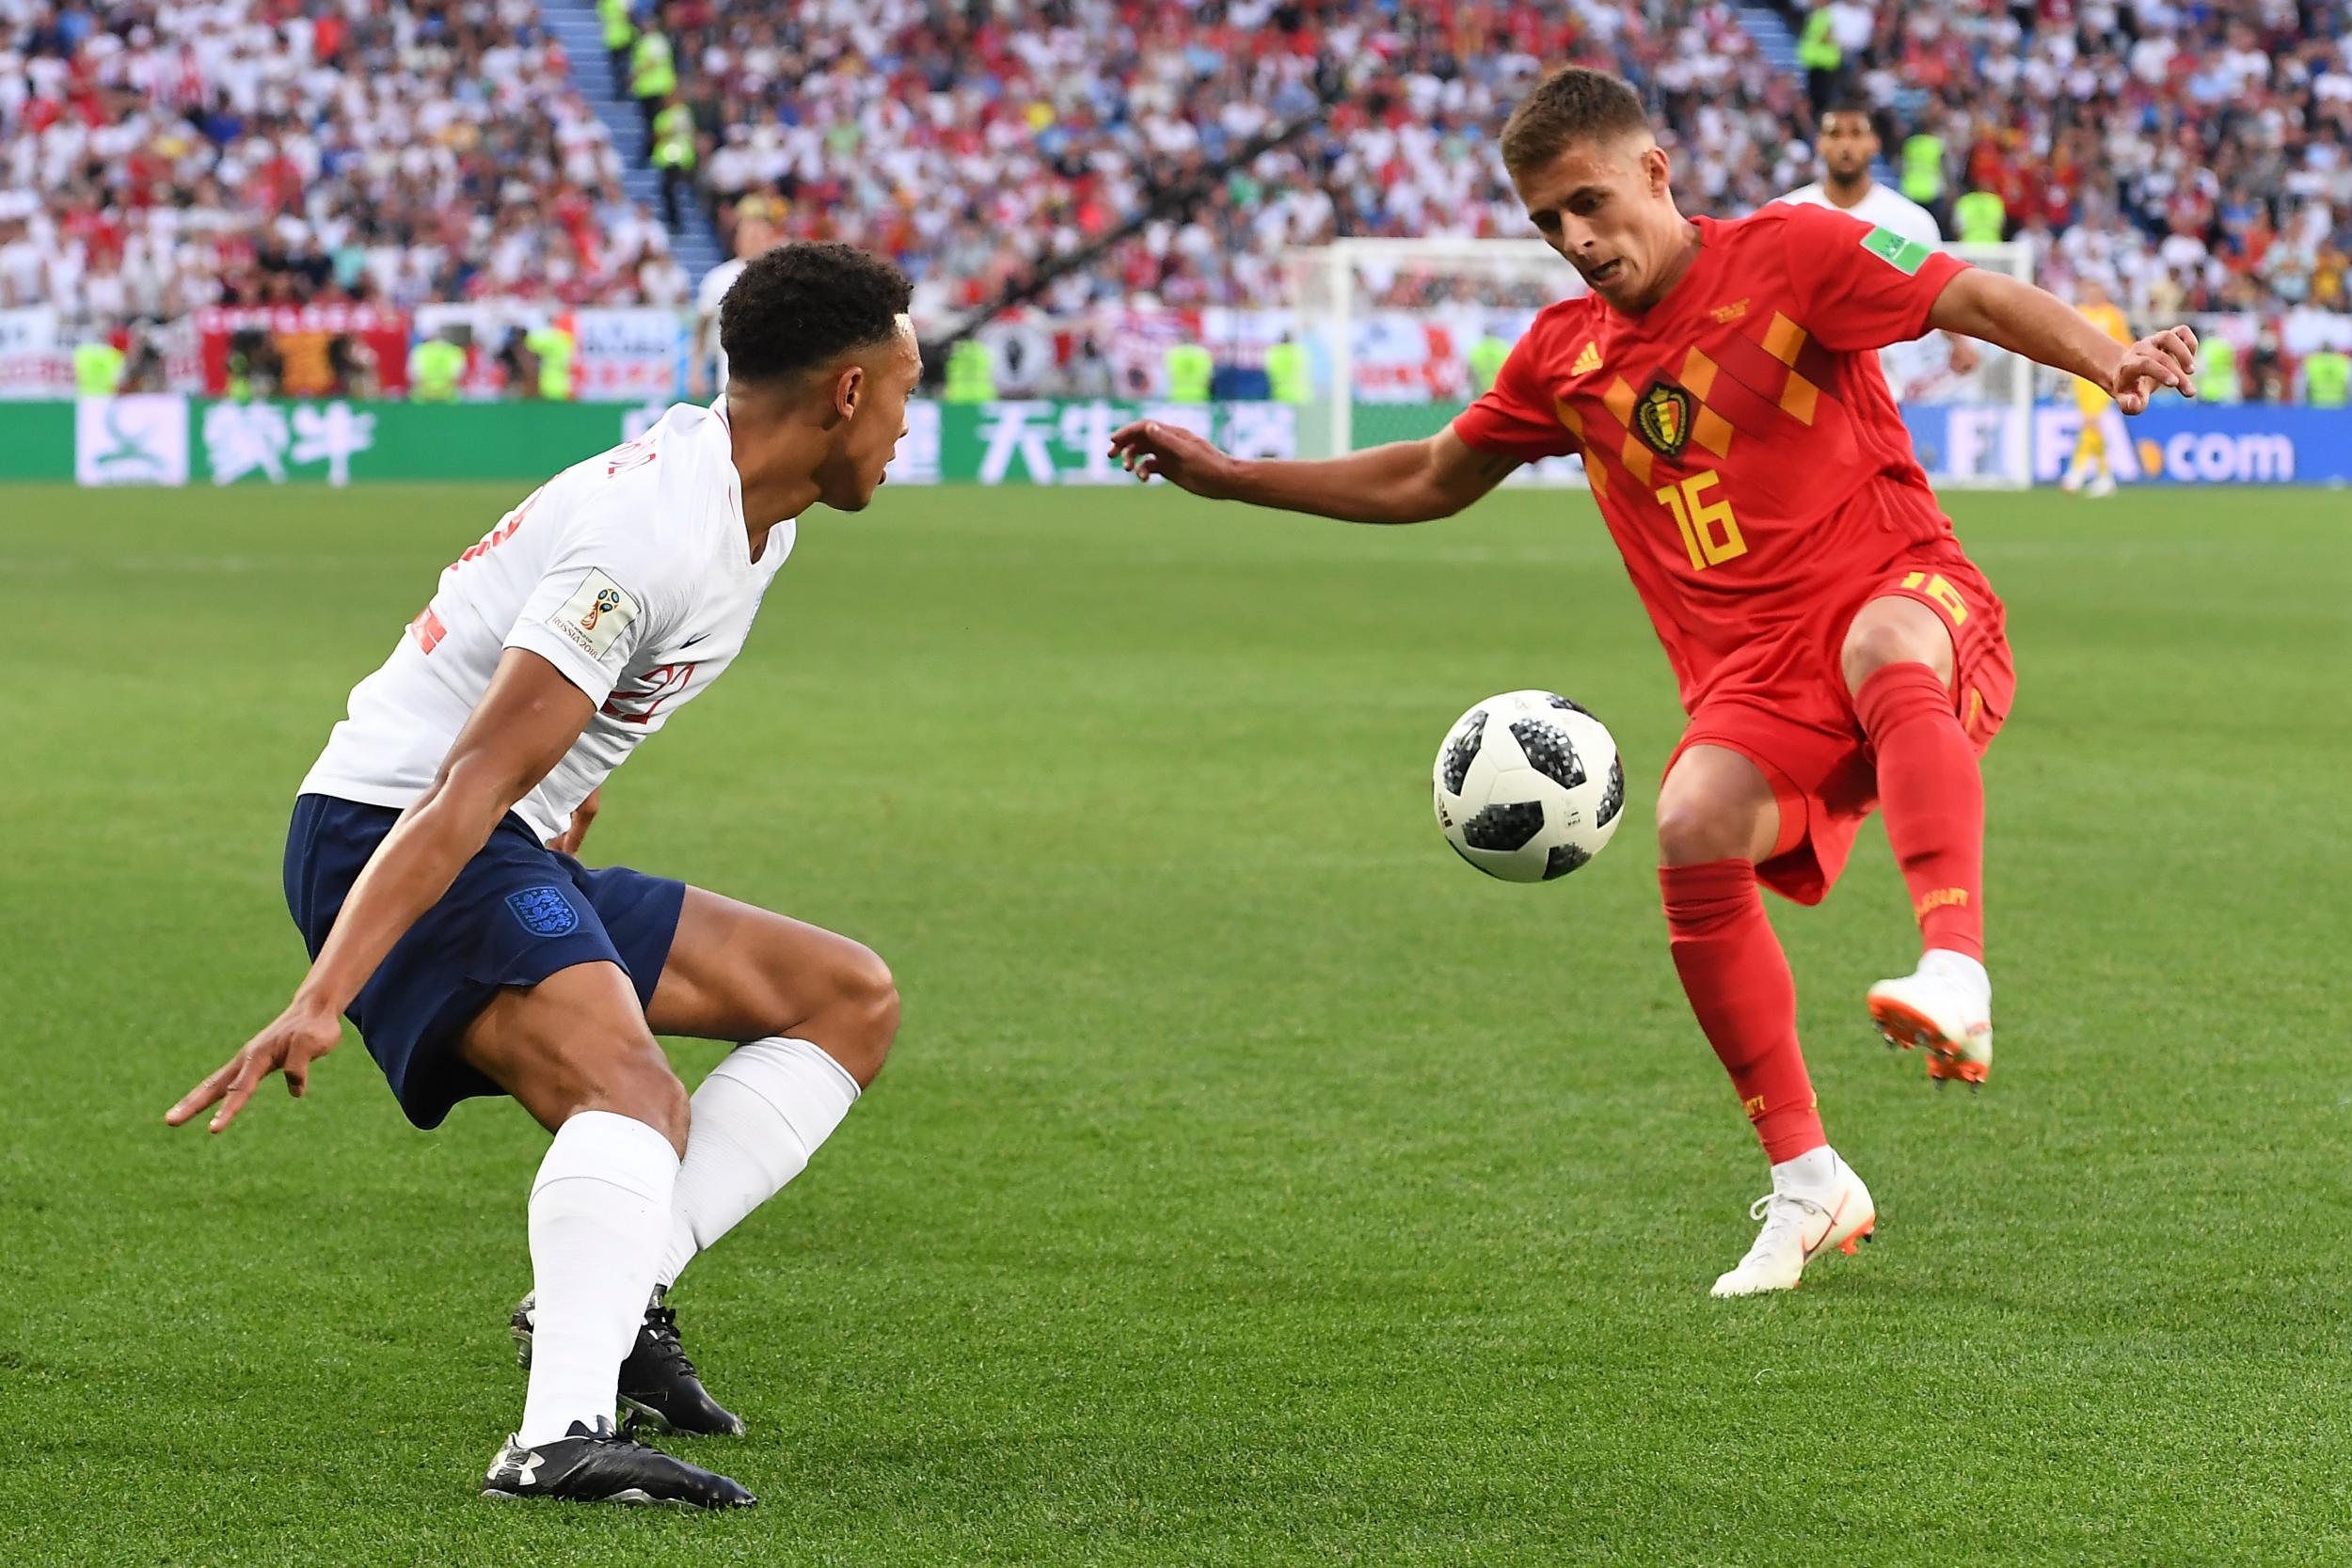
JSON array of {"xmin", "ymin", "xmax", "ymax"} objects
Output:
[{"xmin": 1655, "ymin": 471, "xmax": 1747, "ymax": 571}]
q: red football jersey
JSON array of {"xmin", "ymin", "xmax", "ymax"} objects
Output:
[{"xmin": 1454, "ymin": 203, "xmax": 1971, "ymax": 708}]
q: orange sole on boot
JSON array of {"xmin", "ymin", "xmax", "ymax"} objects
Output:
[{"xmin": 1870, "ymin": 996, "xmax": 1989, "ymax": 1085}]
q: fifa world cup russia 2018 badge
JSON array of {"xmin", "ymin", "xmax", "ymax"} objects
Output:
[
  {"xmin": 1634, "ymin": 380, "xmax": 1694, "ymax": 459},
  {"xmin": 550, "ymin": 569, "xmax": 637, "ymax": 658}
]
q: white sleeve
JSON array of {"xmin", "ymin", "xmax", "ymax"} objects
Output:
[
  {"xmin": 1906, "ymin": 198, "xmax": 1947, "ymax": 247},
  {"xmin": 502, "ymin": 496, "xmax": 680, "ymax": 705},
  {"xmin": 695, "ymin": 264, "xmax": 734, "ymax": 323}
]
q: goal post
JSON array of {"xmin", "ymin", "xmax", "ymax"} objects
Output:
[
  {"xmin": 1284, "ymin": 238, "xmax": 1571, "ymax": 473},
  {"xmin": 1927, "ymin": 239, "xmax": 2036, "ymax": 489},
  {"xmin": 1283, "ymin": 235, "xmax": 2038, "ymax": 488}
]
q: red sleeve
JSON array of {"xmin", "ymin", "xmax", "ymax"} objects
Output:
[
  {"xmin": 1778, "ymin": 203, "xmax": 1969, "ymax": 354},
  {"xmin": 1451, "ymin": 323, "xmax": 1578, "ymax": 462}
]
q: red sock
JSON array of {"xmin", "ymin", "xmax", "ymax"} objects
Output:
[
  {"xmin": 1853, "ymin": 662, "xmax": 1986, "ymax": 961},
  {"xmin": 1660, "ymin": 859, "xmax": 1823, "ymax": 1163}
]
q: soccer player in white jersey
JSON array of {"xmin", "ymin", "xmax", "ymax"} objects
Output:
[
  {"xmin": 689, "ymin": 215, "xmax": 778, "ymax": 402},
  {"xmin": 1778, "ymin": 99, "xmax": 1981, "ymax": 380},
  {"xmin": 167, "ymin": 244, "xmax": 923, "ymax": 1509}
]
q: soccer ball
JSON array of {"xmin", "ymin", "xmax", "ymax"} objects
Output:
[{"xmin": 1432, "ymin": 690, "xmax": 1625, "ymax": 882}]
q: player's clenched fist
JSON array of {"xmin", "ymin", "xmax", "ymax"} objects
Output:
[
  {"xmin": 2109, "ymin": 325, "xmax": 2200, "ymax": 415},
  {"xmin": 166, "ymin": 1003, "xmax": 342, "ymax": 1133},
  {"xmin": 1107, "ymin": 420, "xmax": 1240, "ymax": 499}
]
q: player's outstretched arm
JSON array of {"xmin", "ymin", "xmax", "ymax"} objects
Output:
[
  {"xmin": 1928, "ymin": 270, "xmax": 2198, "ymax": 414},
  {"xmin": 166, "ymin": 651, "xmax": 594, "ymax": 1133},
  {"xmin": 1106, "ymin": 420, "xmax": 1519, "ymax": 524}
]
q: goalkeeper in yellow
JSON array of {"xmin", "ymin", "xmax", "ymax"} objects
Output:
[{"xmin": 2060, "ymin": 278, "xmax": 2134, "ymax": 498}]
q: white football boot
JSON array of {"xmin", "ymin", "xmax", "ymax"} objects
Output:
[
  {"xmin": 1868, "ymin": 948, "xmax": 1994, "ymax": 1087},
  {"xmin": 1709, "ymin": 1148, "xmax": 1877, "ymax": 1298},
  {"xmin": 2058, "ymin": 458, "xmax": 2088, "ymax": 494},
  {"xmin": 2083, "ymin": 468, "xmax": 2117, "ymax": 499}
]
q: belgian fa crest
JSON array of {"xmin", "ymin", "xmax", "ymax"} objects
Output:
[{"xmin": 1633, "ymin": 380, "xmax": 1694, "ymax": 459}]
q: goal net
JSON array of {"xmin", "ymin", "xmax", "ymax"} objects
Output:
[{"xmin": 1283, "ymin": 236, "xmax": 2037, "ymax": 488}]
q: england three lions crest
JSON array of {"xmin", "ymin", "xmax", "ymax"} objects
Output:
[
  {"xmin": 505, "ymin": 885, "xmax": 580, "ymax": 937},
  {"xmin": 1633, "ymin": 379, "xmax": 1695, "ymax": 459}
]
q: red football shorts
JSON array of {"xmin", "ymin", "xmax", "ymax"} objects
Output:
[{"xmin": 1667, "ymin": 541, "xmax": 2016, "ymax": 906}]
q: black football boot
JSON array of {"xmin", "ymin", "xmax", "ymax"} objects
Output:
[
  {"xmin": 481, "ymin": 1418, "xmax": 755, "ymax": 1508},
  {"xmin": 511, "ymin": 1285, "xmax": 747, "ymax": 1437}
]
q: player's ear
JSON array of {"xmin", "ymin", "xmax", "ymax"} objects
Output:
[
  {"xmin": 1644, "ymin": 145, "xmax": 1672, "ymax": 198},
  {"xmin": 832, "ymin": 363, "xmax": 865, "ymax": 421}
]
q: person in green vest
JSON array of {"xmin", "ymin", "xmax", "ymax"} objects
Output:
[
  {"xmin": 408, "ymin": 329, "xmax": 467, "ymax": 402},
  {"xmin": 943, "ymin": 337, "xmax": 994, "ymax": 403},
  {"xmin": 73, "ymin": 334, "xmax": 124, "ymax": 396},
  {"xmin": 1797, "ymin": 0, "xmax": 1842, "ymax": 114},
  {"xmin": 2198, "ymin": 334, "xmax": 2240, "ymax": 404},
  {"xmin": 2301, "ymin": 346, "xmax": 2349, "ymax": 406},
  {"xmin": 597, "ymin": 0, "xmax": 636, "ymax": 93},
  {"xmin": 1953, "ymin": 187, "xmax": 2007, "ymax": 245},
  {"xmin": 1165, "ymin": 341, "xmax": 1213, "ymax": 404},
  {"xmin": 1467, "ymin": 331, "xmax": 1511, "ymax": 398},
  {"xmin": 1263, "ymin": 335, "xmax": 1309, "ymax": 404},
  {"xmin": 628, "ymin": 27, "xmax": 675, "ymax": 151},
  {"xmin": 521, "ymin": 319, "xmax": 576, "ymax": 401},
  {"xmin": 651, "ymin": 96, "xmax": 698, "ymax": 229},
  {"xmin": 1900, "ymin": 130, "xmax": 1946, "ymax": 218}
]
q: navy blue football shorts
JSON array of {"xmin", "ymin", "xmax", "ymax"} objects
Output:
[{"xmin": 283, "ymin": 793, "xmax": 686, "ymax": 1129}]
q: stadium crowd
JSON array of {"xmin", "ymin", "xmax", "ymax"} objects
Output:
[
  {"xmin": 2, "ymin": 0, "xmax": 2347, "ymax": 327},
  {"xmin": 653, "ymin": 0, "xmax": 2351, "ymax": 321},
  {"xmin": 0, "ymin": 0, "xmax": 687, "ymax": 321}
]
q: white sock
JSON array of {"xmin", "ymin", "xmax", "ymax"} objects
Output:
[
  {"xmin": 516, "ymin": 1110, "xmax": 679, "ymax": 1446},
  {"xmin": 1772, "ymin": 1145, "xmax": 1841, "ymax": 1196},
  {"xmin": 1921, "ymin": 947, "xmax": 1993, "ymax": 1016},
  {"xmin": 656, "ymin": 1037, "xmax": 862, "ymax": 1289}
]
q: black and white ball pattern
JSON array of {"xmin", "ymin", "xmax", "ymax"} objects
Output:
[{"xmin": 1432, "ymin": 689, "xmax": 1624, "ymax": 883}]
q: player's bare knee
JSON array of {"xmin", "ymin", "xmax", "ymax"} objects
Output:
[
  {"xmin": 1655, "ymin": 798, "xmax": 1754, "ymax": 866},
  {"xmin": 1842, "ymin": 607, "xmax": 1954, "ymax": 694},
  {"xmin": 821, "ymin": 943, "xmax": 898, "ymax": 1085},
  {"xmin": 576, "ymin": 1036, "xmax": 690, "ymax": 1152}
]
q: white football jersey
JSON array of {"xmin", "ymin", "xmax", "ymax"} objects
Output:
[
  {"xmin": 1774, "ymin": 181, "xmax": 1945, "ymax": 249},
  {"xmin": 1775, "ymin": 182, "xmax": 1955, "ymax": 396},
  {"xmin": 695, "ymin": 259, "xmax": 746, "ymax": 391},
  {"xmin": 300, "ymin": 400, "xmax": 791, "ymax": 845}
]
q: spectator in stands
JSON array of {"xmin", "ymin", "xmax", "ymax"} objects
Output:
[
  {"xmin": 72, "ymin": 328, "xmax": 122, "ymax": 396},
  {"xmin": 598, "ymin": 0, "xmax": 637, "ymax": 94},
  {"xmin": 409, "ymin": 327, "xmax": 469, "ymax": 404},
  {"xmin": 121, "ymin": 325, "xmax": 169, "ymax": 393},
  {"xmin": 628, "ymin": 21, "xmax": 677, "ymax": 154},
  {"xmin": 1798, "ymin": 0, "xmax": 1846, "ymax": 116},
  {"xmin": 652, "ymin": 94, "xmax": 698, "ymax": 230}
]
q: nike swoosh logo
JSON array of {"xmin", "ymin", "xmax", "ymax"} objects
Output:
[
  {"xmin": 679, "ymin": 632, "xmax": 712, "ymax": 650},
  {"xmin": 1802, "ymin": 1190, "xmax": 1851, "ymax": 1259}
]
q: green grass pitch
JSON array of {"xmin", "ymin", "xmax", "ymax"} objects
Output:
[{"xmin": 4, "ymin": 477, "xmax": 2349, "ymax": 1565}]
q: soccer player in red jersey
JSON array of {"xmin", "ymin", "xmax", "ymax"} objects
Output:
[{"xmin": 1107, "ymin": 69, "xmax": 2199, "ymax": 1296}]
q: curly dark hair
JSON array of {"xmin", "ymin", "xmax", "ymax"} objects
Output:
[
  {"xmin": 1500, "ymin": 69, "xmax": 1651, "ymax": 178},
  {"xmin": 719, "ymin": 242, "xmax": 914, "ymax": 387}
]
